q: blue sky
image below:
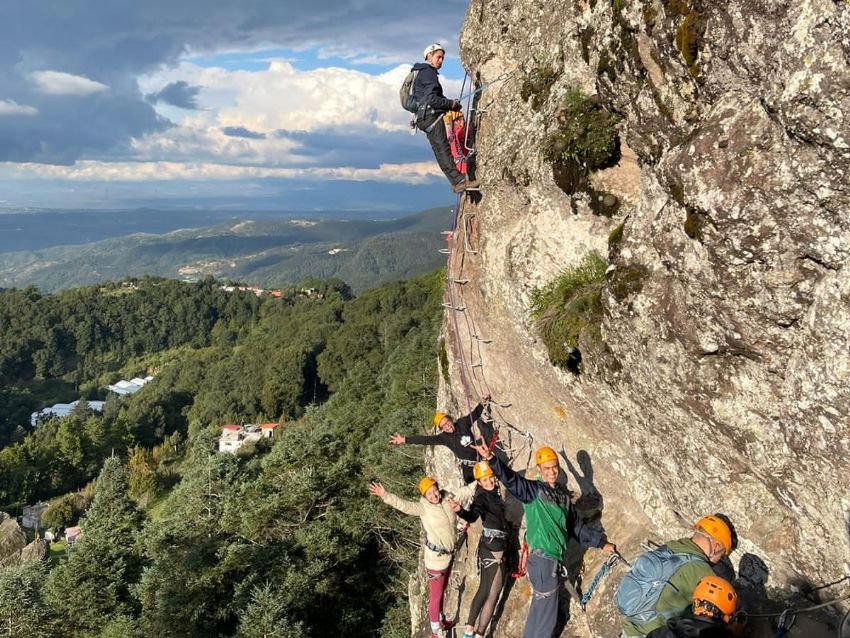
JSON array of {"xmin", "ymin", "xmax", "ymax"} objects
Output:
[{"xmin": 0, "ymin": 1, "xmax": 469, "ymax": 212}]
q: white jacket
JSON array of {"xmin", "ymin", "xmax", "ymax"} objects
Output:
[{"xmin": 382, "ymin": 483, "xmax": 476, "ymax": 570}]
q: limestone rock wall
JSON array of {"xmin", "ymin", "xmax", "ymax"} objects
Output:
[{"xmin": 425, "ymin": 0, "xmax": 849, "ymax": 634}]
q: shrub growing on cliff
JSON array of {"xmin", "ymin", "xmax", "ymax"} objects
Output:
[
  {"xmin": 531, "ymin": 251, "xmax": 607, "ymax": 368},
  {"xmin": 543, "ymin": 89, "xmax": 621, "ymax": 192},
  {"xmin": 520, "ymin": 64, "xmax": 559, "ymax": 110}
]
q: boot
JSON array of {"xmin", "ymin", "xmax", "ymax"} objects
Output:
[{"xmin": 451, "ymin": 178, "xmax": 479, "ymax": 193}]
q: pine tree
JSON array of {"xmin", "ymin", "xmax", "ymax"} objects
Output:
[
  {"xmin": 44, "ymin": 456, "xmax": 142, "ymax": 636},
  {"xmin": 137, "ymin": 431, "xmax": 241, "ymax": 637},
  {"xmin": 236, "ymin": 582, "xmax": 303, "ymax": 638},
  {"xmin": 0, "ymin": 561, "xmax": 50, "ymax": 638}
]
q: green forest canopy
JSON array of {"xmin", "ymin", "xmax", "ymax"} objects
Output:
[{"xmin": 0, "ymin": 271, "xmax": 445, "ymax": 637}]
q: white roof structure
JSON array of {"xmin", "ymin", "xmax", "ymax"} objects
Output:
[
  {"xmin": 31, "ymin": 399, "xmax": 105, "ymax": 426},
  {"xmin": 106, "ymin": 375, "xmax": 153, "ymax": 396}
]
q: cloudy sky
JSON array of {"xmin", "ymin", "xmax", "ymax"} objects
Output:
[{"xmin": 0, "ymin": 1, "xmax": 469, "ymax": 212}]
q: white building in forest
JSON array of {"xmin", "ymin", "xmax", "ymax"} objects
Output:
[
  {"xmin": 106, "ymin": 376, "xmax": 153, "ymax": 395},
  {"xmin": 218, "ymin": 423, "xmax": 279, "ymax": 453},
  {"xmin": 31, "ymin": 400, "xmax": 105, "ymax": 426}
]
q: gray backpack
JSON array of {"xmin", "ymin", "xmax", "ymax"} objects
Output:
[
  {"xmin": 614, "ymin": 545, "xmax": 705, "ymax": 627},
  {"xmin": 399, "ymin": 69, "xmax": 419, "ymax": 113}
]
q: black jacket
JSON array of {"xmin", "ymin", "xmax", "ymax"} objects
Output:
[
  {"xmin": 406, "ymin": 403, "xmax": 487, "ymax": 482},
  {"xmin": 646, "ymin": 616, "xmax": 734, "ymax": 638},
  {"xmin": 457, "ymin": 485, "xmax": 509, "ymax": 552},
  {"xmin": 411, "ymin": 62, "xmax": 454, "ymax": 113}
]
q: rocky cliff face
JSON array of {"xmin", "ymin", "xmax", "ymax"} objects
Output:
[
  {"xmin": 0, "ymin": 513, "xmax": 47, "ymax": 567},
  {"xmin": 421, "ymin": 0, "xmax": 849, "ymax": 635}
]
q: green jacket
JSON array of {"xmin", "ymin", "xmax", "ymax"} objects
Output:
[
  {"xmin": 623, "ymin": 538, "xmax": 714, "ymax": 637},
  {"xmin": 489, "ymin": 456, "xmax": 606, "ymax": 561}
]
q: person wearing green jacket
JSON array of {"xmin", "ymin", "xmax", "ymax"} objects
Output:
[
  {"xmin": 619, "ymin": 515, "xmax": 735, "ymax": 637},
  {"xmin": 471, "ymin": 443, "xmax": 616, "ymax": 638}
]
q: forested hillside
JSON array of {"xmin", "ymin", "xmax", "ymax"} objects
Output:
[
  {"xmin": 0, "ymin": 271, "xmax": 444, "ymax": 636},
  {"xmin": 0, "ymin": 207, "xmax": 449, "ymax": 293}
]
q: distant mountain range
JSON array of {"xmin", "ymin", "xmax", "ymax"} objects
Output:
[{"xmin": 0, "ymin": 207, "xmax": 452, "ymax": 292}]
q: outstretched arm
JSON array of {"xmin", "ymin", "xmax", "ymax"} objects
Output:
[
  {"xmin": 404, "ymin": 433, "xmax": 446, "ymax": 447},
  {"xmin": 567, "ymin": 506, "xmax": 616, "ymax": 552},
  {"xmin": 470, "ymin": 443, "xmax": 540, "ymax": 504},
  {"xmin": 369, "ymin": 482, "xmax": 421, "ymax": 517}
]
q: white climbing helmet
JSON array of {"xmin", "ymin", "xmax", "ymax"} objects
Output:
[{"xmin": 423, "ymin": 43, "xmax": 445, "ymax": 59}]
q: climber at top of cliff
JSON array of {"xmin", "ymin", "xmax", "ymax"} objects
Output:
[
  {"xmin": 389, "ymin": 393, "xmax": 492, "ymax": 484},
  {"xmin": 454, "ymin": 460, "xmax": 513, "ymax": 638},
  {"xmin": 470, "ymin": 442, "xmax": 616, "ymax": 638},
  {"xmin": 645, "ymin": 575, "xmax": 739, "ymax": 638},
  {"xmin": 406, "ymin": 42, "xmax": 478, "ymax": 194},
  {"xmin": 369, "ymin": 476, "xmax": 476, "ymax": 638},
  {"xmin": 615, "ymin": 515, "xmax": 736, "ymax": 638}
]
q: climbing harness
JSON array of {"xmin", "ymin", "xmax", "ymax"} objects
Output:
[
  {"xmin": 425, "ymin": 538, "xmax": 454, "ymax": 556},
  {"xmin": 482, "ymin": 527, "xmax": 508, "ymax": 540},
  {"xmin": 578, "ymin": 552, "xmax": 627, "ymax": 610}
]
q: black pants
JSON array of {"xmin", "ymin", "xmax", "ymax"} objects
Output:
[
  {"xmin": 419, "ymin": 112, "xmax": 464, "ymax": 186},
  {"xmin": 467, "ymin": 545, "xmax": 505, "ymax": 635}
]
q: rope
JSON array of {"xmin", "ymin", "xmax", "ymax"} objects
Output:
[
  {"xmin": 579, "ymin": 552, "xmax": 623, "ymax": 609},
  {"xmin": 743, "ymin": 590, "xmax": 850, "ymax": 618},
  {"xmin": 445, "ymin": 201, "xmax": 474, "ymax": 420},
  {"xmin": 457, "ymin": 69, "xmax": 516, "ymax": 102},
  {"xmin": 439, "ymin": 75, "xmax": 535, "ymax": 471}
]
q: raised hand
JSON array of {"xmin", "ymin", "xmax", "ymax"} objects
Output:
[
  {"xmin": 470, "ymin": 442, "xmax": 493, "ymax": 460},
  {"xmin": 389, "ymin": 433, "xmax": 406, "ymax": 446},
  {"xmin": 445, "ymin": 496, "xmax": 461, "ymax": 512},
  {"xmin": 368, "ymin": 482, "xmax": 386, "ymax": 498}
]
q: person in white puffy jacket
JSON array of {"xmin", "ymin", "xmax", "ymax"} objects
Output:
[{"xmin": 369, "ymin": 476, "xmax": 476, "ymax": 638}]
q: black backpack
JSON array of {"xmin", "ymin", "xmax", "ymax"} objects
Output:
[{"xmin": 399, "ymin": 69, "xmax": 419, "ymax": 113}]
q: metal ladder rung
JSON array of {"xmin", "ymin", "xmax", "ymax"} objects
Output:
[
  {"xmin": 472, "ymin": 334, "xmax": 492, "ymax": 343},
  {"xmin": 441, "ymin": 230, "xmax": 454, "ymax": 236},
  {"xmin": 438, "ymin": 249, "xmax": 451, "ymax": 254},
  {"xmin": 453, "ymin": 279, "xmax": 469, "ymax": 284},
  {"xmin": 442, "ymin": 303, "xmax": 466, "ymax": 311}
]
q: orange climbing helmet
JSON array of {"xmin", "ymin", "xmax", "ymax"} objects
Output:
[
  {"xmin": 473, "ymin": 461, "xmax": 493, "ymax": 480},
  {"xmin": 534, "ymin": 446, "xmax": 558, "ymax": 465},
  {"xmin": 694, "ymin": 515, "xmax": 733, "ymax": 556},
  {"xmin": 692, "ymin": 575, "xmax": 738, "ymax": 622},
  {"xmin": 417, "ymin": 476, "xmax": 437, "ymax": 496},
  {"xmin": 433, "ymin": 411, "xmax": 448, "ymax": 428}
]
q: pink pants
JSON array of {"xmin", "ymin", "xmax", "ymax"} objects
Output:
[{"xmin": 427, "ymin": 565, "xmax": 452, "ymax": 623}]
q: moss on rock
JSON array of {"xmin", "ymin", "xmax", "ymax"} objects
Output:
[
  {"xmin": 531, "ymin": 251, "xmax": 608, "ymax": 367},
  {"xmin": 543, "ymin": 88, "xmax": 621, "ymax": 193}
]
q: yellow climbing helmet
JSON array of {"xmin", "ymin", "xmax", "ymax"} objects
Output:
[
  {"xmin": 417, "ymin": 476, "xmax": 437, "ymax": 496},
  {"xmin": 692, "ymin": 575, "xmax": 738, "ymax": 622},
  {"xmin": 433, "ymin": 411, "xmax": 448, "ymax": 428},
  {"xmin": 534, "ymin": 446, "xmax": 558, "ymax": 465},
  {"xmin": 473, "ymin": 461, "xmax": 493, "ymax": 480},
  {"xmin": 694, "ymin": 515, "xmax": 733, "ymax": 555}
]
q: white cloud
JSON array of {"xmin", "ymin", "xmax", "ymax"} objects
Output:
[
  {"xmin": 140, "ymin": 59, "xmax": 464, "ymax": 136},
  {"xmin": 0, "ymin": 99, "xmax": 38, "ymax": 116},
  {"xmin": 5, "ymin": 159, "xmax": 442, "ymax": 183},
  {"xmin": 30, "ymin": 70, "xmax": 109, "ymax": 96},
  {"xmin": 129, "ymin": 124, "xmax": 303, "ymax": 165}
]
